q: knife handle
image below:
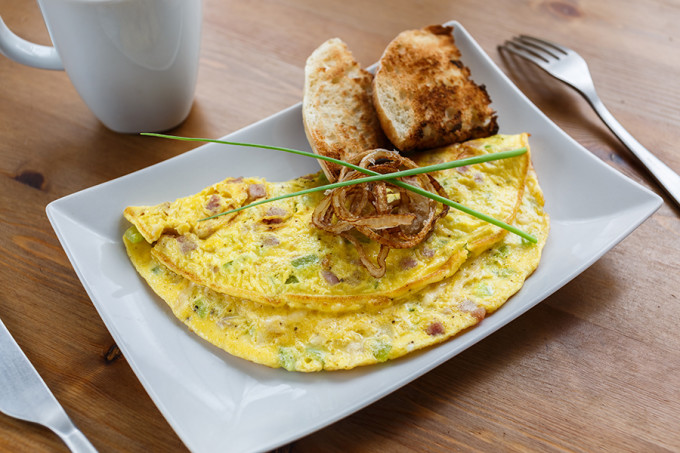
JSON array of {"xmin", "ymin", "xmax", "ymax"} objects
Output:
[
  {"xmin": 53, "ymin": 420, "xmax": 98, "ymax": 453},
  {"xmin": 62, "ymin": 430, "xmax": 98, "ymax": 453}
]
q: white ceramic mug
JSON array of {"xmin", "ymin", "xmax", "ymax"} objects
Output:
[{"xmin": 0, "ymin": 0, "xmax": 202, "ymax": 133}]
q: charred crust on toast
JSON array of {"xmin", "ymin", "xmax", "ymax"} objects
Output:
[{"xmin": 373, "ymin": 25, "xmax": 498, "ymax": 151}]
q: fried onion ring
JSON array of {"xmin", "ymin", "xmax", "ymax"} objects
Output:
[{"xmin": 311, "ymin": 149, "xmax": 450, "ymax": 278}]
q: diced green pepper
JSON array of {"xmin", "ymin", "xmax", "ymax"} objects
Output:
[
  {"xmin": 473, "ymin": 282, "xmax": 494, "ymax": 298},
  {"xmin": 278, "ymin": 347, "xmax": 297, "ymax": 371},
  {"xmin": 285, "ymin": 275, "xmax": 299, "ymax": 284},
  {"xmin": 193, "ymin": 298, "xmax": 209, "ymax": 318},
  {"xmin": 371, "ymin": 340, "xmax": 392, "ymax": 362},
  {"xmin": 124, "ymin": 226, "xmax": 144, "ymax": 244},
  {"xmin": 495, "ymin": 267, "xmax": 515, "ymax": 278},
  {"xmin": 291, "ymin": 254, "xmax": 319, "ymax": 268},
  {"xmin": 305, "ymin": 345, "xmax": 326, "ymax": 364},
  {"xmin": 494, "ymin": 244, "xmax": 510, "ymax": 258}
]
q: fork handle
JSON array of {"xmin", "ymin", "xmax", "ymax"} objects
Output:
[{"xmin": 582, "ymin": 90, "xmax": 680, "ymax": 207}]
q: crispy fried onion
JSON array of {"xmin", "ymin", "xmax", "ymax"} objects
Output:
[{"xmin": 312, "ymin": 149, "xmax": 449, "ymax": 278}]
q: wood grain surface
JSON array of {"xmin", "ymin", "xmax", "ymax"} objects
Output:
[{"xmin": 1, "ymin": 0, "xmax": 679, "ymax": 451}]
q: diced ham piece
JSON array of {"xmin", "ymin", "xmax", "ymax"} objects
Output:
[
  {"xmin": 400, "ymin": 257, "xmax": 418, "ymax": 270},
  {"xmin": 247, "ymin": 184, "xmax": 266, "ymax": 200},
  {"xmin": 262, "ymin": 235, "xmax": 280, "ymax": 247},
  {"xmin": 266, "ymin": 206, "xmax": 287, "ymax": 217},
  {"xmin": 471, "ymin": 308, "xmax": 486, "ymax": 322},
  {"xmin": 421, "ymin": 247, "xmax": 435, "ymax": 258},
  {"xmin": 321, "ymin": 270, "xmax": 340, "ymax": 285},
  {"xmin": 205, "ymin": 194, "xmax": 221, "ymax": 212},
  {"xmin": 263, "ymin": 205, "xmax": 288, "ymax": 224},
  {"xmin": 460, "ymin": 299, "xmax": 486, "ymax": 322},
  {"xmin": 176, "ymin": 235, "xmax": 197, "ymax": 254},
  {"xmin": 426, "ymin": 321, "xmax": 445, "ymax": 336}
]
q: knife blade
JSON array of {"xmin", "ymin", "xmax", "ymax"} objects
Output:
[{"xmin": 0, "ymin": 317, "xmax": 97, "ymax": 452}]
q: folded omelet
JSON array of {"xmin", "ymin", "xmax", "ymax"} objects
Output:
[
  {"xmin": 123, "ymin": 147, "xmax": 548, "ymax": 371},
  {"xmin": 124, "ymin": 134, "xmax": 530, "ymax": 313}
]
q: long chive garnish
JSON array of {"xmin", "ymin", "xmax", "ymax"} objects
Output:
[
  {"xmin": 204, "ymin": 150, "xmax": 534, "ymax": 242},
  {"xmin": 141, "ymin": 133, "xmax": 537, "ymax": 243}
]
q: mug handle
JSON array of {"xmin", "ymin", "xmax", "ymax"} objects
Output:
[{"xmin": 0, "ymin": 16, "xmax": 63, "ymax": 70}]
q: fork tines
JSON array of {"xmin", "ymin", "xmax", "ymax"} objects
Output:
[{"xmin": 499, "ymin": 35, "xmax": 570, "ymax": 66}]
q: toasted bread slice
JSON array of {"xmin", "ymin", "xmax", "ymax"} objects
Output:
[
  {"xmin": 373, "ymin": 25, "xmax": 498, "ymax": 152},
  {"xmin": 303, "ymin": 38, "xmax": 390, "ymax": 182}
]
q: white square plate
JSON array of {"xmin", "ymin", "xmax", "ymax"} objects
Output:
[{"xmin": 47, "ymin": 21, "xmax": 662, "ymax": 453}]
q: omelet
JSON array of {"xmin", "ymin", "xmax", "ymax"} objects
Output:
[
  {"xmin": 124, "ymin": 134, "xmax": 530, "ymax": 312},
  {"xmin": 123, "ymin": 161, "xmax": 548, "ymax": 371}
]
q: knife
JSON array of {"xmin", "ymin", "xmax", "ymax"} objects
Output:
[{"xmin": 0, "ymin": 317, "xmax": 97, "ymax": 452}]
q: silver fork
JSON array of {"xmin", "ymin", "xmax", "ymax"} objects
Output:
[{"xmin": 499, "ymin": 35, "xmax": 680, "ymax": 208}]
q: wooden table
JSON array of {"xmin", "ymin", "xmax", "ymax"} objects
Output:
[{"xmin": 2, "ymin": 0, "xmax": 679, "ymax": 451}]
